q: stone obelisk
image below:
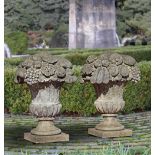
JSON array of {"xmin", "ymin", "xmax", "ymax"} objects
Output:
[{"xmin": 69, "ymin": 0, "xmax": 118, "ymax": 49}]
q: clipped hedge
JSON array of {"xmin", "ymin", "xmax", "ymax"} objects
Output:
[
  {"xmin": 5, "ymin": 57, "xmax": 25, "ymax": 68},
  {"xmin": 5, "ymin": 45, "xmax": 151, "ymax": 67},
  {"xmin": 4, "ymin": 68, "xmax": 31, "ymax": 113},
  {"xmin": 123, "ymin": 61, "xmax": 151, "ymax": 113},
  {"xmin": 24, "ymin": 45, "xmax": 151, "ymax": 55},
  {"xmin": 4, "ymin": 31, "xmax": 28, "ymax": 54},
  {"xmin": 65, "ymin": 46, "xmax": 151, "ymax": 65},
  {"xmin": 4, "ymin": 61, "xmax": 150, "ymax": 116}
]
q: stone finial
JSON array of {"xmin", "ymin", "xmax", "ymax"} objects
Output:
[
  {"xmin": 83, "ymin": 53, "xmax": 141, "ymax": 138},
  {"xmin": 15, "ymin": 52, "xmax": 77, "ymax": 85},
  {"xmin": 15, "ymin": 52, "xmax": 74, "ymax": 143},
  {"xmin": 81, "ymin": 53, "xmax": 140, "ymax": 84}
]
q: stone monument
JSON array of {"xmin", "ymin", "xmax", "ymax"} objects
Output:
[
  {"xmin": 15, "ymin": 52, "xmax": 77, "ymax": 143},
  {"xmin": 69, "ymin": 0, "xmax": 119, "ymax": 49},
  {"xmin": 81, "ymin": 53, "xmax": 140, "ymax": 138}
]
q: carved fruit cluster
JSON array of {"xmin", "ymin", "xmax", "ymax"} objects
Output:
[
  {"xmin": 16, "ymin": 52, "xmax": 77, "ymax": 85},
  {"xmin": 81, "ymin": 53, "xmax": 140, "ymax": 84}
]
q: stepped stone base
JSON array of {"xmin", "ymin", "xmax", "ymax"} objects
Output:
[
  {"xmin": 24, "ymin": 132, "xmax": 69, "ymax": 143},
  {"xmin": 88, "ymin": 128, "xmax": 132, "ymax": 138}
]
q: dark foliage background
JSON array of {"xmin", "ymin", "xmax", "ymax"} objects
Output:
[{"xmin": 5, "ymin": 0, "xmax": 151, "ymax": 47}]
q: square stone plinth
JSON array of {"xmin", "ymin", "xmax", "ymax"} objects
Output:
[
  {"xmin": 88, "ymin": 128, "xmax": 132, "ymax": 138},
  {"xmin": 24, "ymin": 132, "xmax": 69, "ymax": 143}
]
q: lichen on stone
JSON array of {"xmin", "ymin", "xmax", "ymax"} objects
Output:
[
  {"xmin": 15, "ymin": 52, "xmax": 77, "ymax": 85},
  {"xmin": 81, "ymin": 53, "xmax": 140, "ymax": 84}
]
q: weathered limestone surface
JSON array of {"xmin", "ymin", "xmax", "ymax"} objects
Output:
[
  {"xmin": 81, "ymin": 53, "xmax": 140, "ymax": 138},
  {"xmin": 15, "ymin": 52, "xmax": 76, "ymax": 86},
  {"xmin": 29, "ymin": 82, "xmax": 62, "ymax": 117},
  {"xmin": 88, "ymin": 128, "xmax": 132, "ymax": 138},
  {"xmin": 81, "ymin": 53, "xmax": 140, "ymax": 84},
  {"xmin": 69, "ymin": 0, "xmax": 118, "ymax": 49},
  {"xmin": 30, "ymin": 118, "xmax": 61, "ymax": 136},
  {"xmin": 24, "ymin": 132, "xmax": 69, "ymax": 144},
  {"xmin": 15, "ymin": 52, "xmax": 76, "ymax": 143}
]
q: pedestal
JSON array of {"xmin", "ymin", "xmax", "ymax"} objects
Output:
[
  {"xmin": 95, "ymin": 114, "xmax": 124, "ymax": 131},
  {"xmin": 30, "ymin": 118, "xmax": 61, "ymax": 136},
  {"xmin": 24, "ymin": 132, "xmax": 69, "ymax": 143},
  {"xmin": 24, "ymin": 118, "xmax": 69, "ymax": 143},
  {"xmin": 88, "ymin": 128, "xmax": 132, "ymax": 138},
  {"xmin": 88, "ymin": 114, "xmax": 132, "ymax": 138}
]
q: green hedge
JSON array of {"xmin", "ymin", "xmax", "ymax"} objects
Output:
[
  {"xmin": 4, "ymin": 68, "xmax": 31, "ymax": 113},
  {"xmin": 123, "ymin": 61, "xmax": 151, "ymax": 113},
  {"xmin": 24, "ymin": 45, "xmax": 151, "ymax": 55},
  {"xmin": 4, "ymin": 61, "xmax": 151, "ymax": 116},
  {"xmin": 5, "ymin": 45, "xmax": 151, "ymax": 67},
  {"xmin": 5, "ymin": 57, "xmax": 25, "ymax": 68},
  {"xmin": 4, "ymin": 31, "xmax": 28, "ymax": 54},
  {"xmin": 65, "ymin": 46, "xmax": 151, "ymax": 65}
]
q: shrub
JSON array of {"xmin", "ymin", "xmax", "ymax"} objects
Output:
[
  {"xmin": 4, "ymin": 31, "xmax": 28, "ymax": 54},
  {"xmin": 65, "ymin": 46, "xmax": 151, "ymax": 65},
  {"xmin": 24, "ymin": 45, "xmax": 151, "ymax": 56},
  {"xmin": 4, "ymin": 61, "xmax": 150, "ymax": 116},
  {"xmin": 4, "ymin": 57, "xmax": 25, "ymax": 68},
  {"xmin": 5, "ymin": 45, "xmax": 151, "ymax": 67},
  {"xmin": 123, "ymin": 61, "xmax": 151, "ymax": 113},
  {"xmin": 4, "ymin": 68, "xmax": 31, "ymax": 113},
  {"xmin": 60, "ymin": 82, "xmax": 96, "ymax": 116}
]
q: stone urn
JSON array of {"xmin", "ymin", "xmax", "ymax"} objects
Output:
[
  {"xmin": 15, "ymin": 52, "xmax": 77, "ymax": 143},
  {"xmin": 81, "ymin": 53, "xmax": 140, "ymax": 138}
]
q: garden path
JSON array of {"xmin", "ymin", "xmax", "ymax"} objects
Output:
[{"xmin": 4, "ymin": 112, "xmax": 150, "ymax": 155}]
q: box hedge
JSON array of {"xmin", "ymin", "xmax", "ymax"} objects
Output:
[
  {"xmin": 24, "ymin": 45, "xmax": 150, "ymax": 55},
  {"xmin": 5, "ymin": 45, "xmax": 151, "ymax": 67},
  {"xmin": 65, "ymin": 45, "xmax": 151, "ymax": 65},
  {"xmin": 4, "ymin": 61, "xmax": 150, "ymax": 116}
]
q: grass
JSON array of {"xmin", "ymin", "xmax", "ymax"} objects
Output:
[{"xmin": 17, "ymin": 143, "xmax": 151, "ymax": 155}]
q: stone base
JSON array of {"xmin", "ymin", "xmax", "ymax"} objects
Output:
[
  {"xmin": 88, "ymin": 128, "xmax": 132, "ymax": 138},
  {"xmin": 24, "ymin": 132, "xmax": 69, "ymax": 143}
]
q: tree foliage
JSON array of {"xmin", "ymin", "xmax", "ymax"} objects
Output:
[
  {"xmin": 116, "ymin": 0, "xmax": 150, "ymax": 38},
  {"xmin": 5, "ymin": 0, "xmax": 150, "ymax": 40},
  {"xmin": 4, "ymin": 0, "xmax": 69, "ymax": 32}
]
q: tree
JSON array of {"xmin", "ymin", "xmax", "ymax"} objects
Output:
[
  {"xmin": 4, "ymin": 0, "xmax": 69, "ymax": 31},
  {"xmin": 116, "ymin": 0, "xmax": 151, "ymax": 39}
]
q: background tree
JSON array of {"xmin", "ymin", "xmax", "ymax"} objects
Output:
[
  {"xmin": 4, "ymin": 0, "xmax": 151, "ymax": 47},
  {"xmin": 116, "ymin": 0, "xmax": 150, "ymax": 40}
]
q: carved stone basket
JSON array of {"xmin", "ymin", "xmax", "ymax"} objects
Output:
[
  {"xmin": 81, "ymin": 53, "xmax": 140, "ymax": 138},
  {"xmin": 15, "ymin": 52, "xmax": 77, "ymax": 143}
]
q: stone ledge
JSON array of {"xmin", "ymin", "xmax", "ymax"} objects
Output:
[
  {"xmin": 24, "ymin": 132, "xmax": 69, "ymax": 143},
  {"xmin": 88, "ymin": 128, "xmax": 132, "ymax": 138}
]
